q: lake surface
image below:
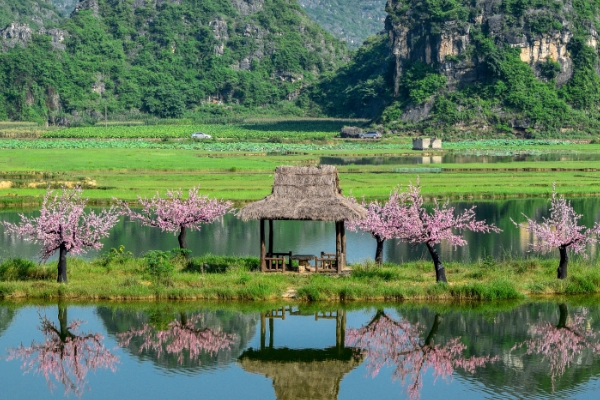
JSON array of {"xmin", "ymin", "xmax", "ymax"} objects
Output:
[
  {"xmin": 320, "ymin": 152, "xmax": 600, "ymax": 166},
  {"xmin": 1, "ymin": 300, "xmax": 600, "ymax": 399},
  {"xmin": 2, "ymin": 197, "xmax": 600, "ymax": 264}
]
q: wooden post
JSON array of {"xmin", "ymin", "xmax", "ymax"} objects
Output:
[
  {"xmin": 268, "ymin": 219, "xmax": 274, "ymax": 256},
  {"xmin": 260, "ymin": 313, "xmax": 266, "ymax": 350},
  {"xmin": 260, "ymin": 219, "xmax": 266, "ymax": 272},
  {"xmin": 341, "ymin": 221, "xmax": 346, "ymax": 271},
  {"xmin": 336, "ymin": 221, "xmax": 342, "ymax": 273},
  {"xmin": 269, "ymin": 317, "xmax": 274, "ymax": 349}
]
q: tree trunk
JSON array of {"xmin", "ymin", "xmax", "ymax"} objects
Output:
[
  {"xmin": 178, "ymin": 226, "xmax": 187, "ymax": 250},
  {"xmin": 374, "ymin": 236, "xmax": 385, "ymax": 265},
  {"xmin": 57, "ymin": 243, "xmax": 68, "ymax": 284},
  {"xmin": 424, "ymin": 314, "xmax": 442, "ymax": 346},
  {"xmin": 426, "ymin": 242, "xmax": 447, "ymax": 283},
  {"xmin": 557, "ymin": 303, "xmax": 568, "ymax": 329},
  {"xmin": 557, "ymin": 245, "xmax": 568, "ymax": 280}
]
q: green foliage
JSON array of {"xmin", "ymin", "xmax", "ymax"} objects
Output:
[
  {"xmin": 0, "ymin": 258, "xmax": 53, "ymax": 281},
  {"xmin": 400, "ymin": 62, "xmax": 447, "ymax": 105},
  {"xmin": 539, "ymin": 58, "xmax": 562, "ymax": 80},
  {"xmin": 97, "ymin": 245, "xmax": 133, "ymax": 267},
  {"xmin": 0, "ymin": 0, "xmax": 348, "ymax": 121},
  {"xmin": 144, "ymin": 250, "xmax": 175, "ymax": 283}
]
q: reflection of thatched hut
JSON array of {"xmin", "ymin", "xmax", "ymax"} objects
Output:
[
  {"xmin": 238, "ymin": 166, "xmax": 367, "ymax": 272},
  {"xmin": 239, "ymin": 348, "xmax": 362, "ymax": 400},
  {"xmin": 238, "ymin": 309, "xmax": 362, "ymax": 400}
]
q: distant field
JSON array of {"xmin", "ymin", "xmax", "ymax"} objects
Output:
[{"xmin": 1, "ymin": 142, "xmax": 600, "ymax": 206}]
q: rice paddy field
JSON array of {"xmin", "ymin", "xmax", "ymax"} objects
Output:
[{"xmin": 2, "ymin": 119, "xmax": 600, "ymax": 206}]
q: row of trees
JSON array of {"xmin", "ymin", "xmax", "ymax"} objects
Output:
[
  {"xmin": 2, "ymin": 183, "xmax": 597, "ymax": 284},
  {"xmin": 347, "ymin": 183, "xmax": 600, "ymax": 282},
  {"xmin": 2, "ymin": 187, "xmax": 232, "ymax": 283}
]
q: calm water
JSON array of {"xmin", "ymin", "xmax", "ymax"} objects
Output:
[
  {"xmin": 320, "ymin": 152, "xmax": 600, "ymax": 166},
  {"xmin": 1, "ymin": 300, "xmax": 600, "ymax": 399},
  {"xmin": 2, "ymin": 197, "xmax": 600, "ymax": 264}
]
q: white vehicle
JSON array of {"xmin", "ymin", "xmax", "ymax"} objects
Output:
[
  {"xmin": 191, "ymin": 132, "xmax": 212, "ymax": 140},
  {"xmin": 359, "ymin": 131, "xmax": 382, "ymax": 139}
]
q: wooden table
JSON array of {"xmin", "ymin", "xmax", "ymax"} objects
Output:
[{"xmin": 291, "ymin": 254, "xmax": 316, "ymax": 271}]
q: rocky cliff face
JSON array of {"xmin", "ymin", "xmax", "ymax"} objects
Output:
[
  {"xmin": 382, "ymin": 0, "xmax": 600, "ymax": 132},
  {"xmin": 386, "ymin": 0, "xmax": 591, "ymax": 95}
]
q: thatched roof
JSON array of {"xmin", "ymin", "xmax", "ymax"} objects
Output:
[
  {"xmin": 238, "ymin": 165, "xmax": 367, "ymax": 221},
  {"xmin": 239, "ymin": 347, "xmax": 363, "ymax": 400}
]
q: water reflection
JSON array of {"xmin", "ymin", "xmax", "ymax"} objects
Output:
[
  {"xmin": 321, "ymin": 152, "xmax": 600, "ymax": 166},
  {"xmin": 239, "ymin": 307, "xmax": 362, "ymax": 400},
  {"xmin": 346, "ymin": 310, "xmax": 496, "ymax": 399},
  {"xmin": 513, "ymin": 303, "xmax": 600, "ymax": 391},
  {"xmin": 6, "ymin": 305, "xmax": 118, "ymax": 396},
  {"xmin": 98, "ymin": 306, "xmax": 258, "ymax": 372}
]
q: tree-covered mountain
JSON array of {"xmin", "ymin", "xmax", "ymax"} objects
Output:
[
  {"xmin": 298, "ymin": 0, "xmax": 386, "ymax": 48},
  {"xmin": 317, "ymin": 0, "xmax": 600, "ymax": 137},
  {"xmin": 0, "ymin": 0, "xmax": 63, "ymax": 29},
  {"xmin": 0, "ymin": 0, "xmax": 348, "ymax": 122}
]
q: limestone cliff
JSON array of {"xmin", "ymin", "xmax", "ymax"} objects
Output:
[{"xmin": 378, "ymin": 0, "xmax": 600, "ymax": 134}]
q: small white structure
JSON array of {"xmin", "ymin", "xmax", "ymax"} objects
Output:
[
  {"xmin": 412, "ymin": 138, "xmax": 431, "ymax": 150},
  {"xmin": 412, "ymin": 137, "xmax": 442, "ymax": 150},
  {"xmin": 431, "ymin": 138, "xmax": 443, "ymax": 149}
]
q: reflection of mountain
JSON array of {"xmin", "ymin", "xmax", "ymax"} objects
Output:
[
  {"xmin": 396, "ymin": 303, "xmax": 600, "ymax": 397},
  {"xmin": 0, "ymin": 305, "xmax": 16, "ymax": 337},
  {"xmin": 239, "ymin": 308, "xmax": 362, "ymax": 400},
  {"xmin": 97, "ymin": 306, "xmax": 258, "ymax": 373}
]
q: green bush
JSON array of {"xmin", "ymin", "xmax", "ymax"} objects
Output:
[
  {"xmin": 0, "ymin": 258, "xmax": 53, "ymax": 281},
  {"xmin": 144, "ymin": 250, "xmax": 175, "ymax": 283}
]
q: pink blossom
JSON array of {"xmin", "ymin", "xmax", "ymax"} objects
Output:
[
  {"xmin": 117, "ymin": 314, "xmax": 237, "ymax": 365},
  {"xmin": 7, "ymin": 312, "xmax": 119, "ymax": 397},
  {"xmin": 512, "ymin": 304, "xmax": 600, "ymax": 392},
  {"xmin": 512, "ymin": 184, "xmax": 599, "ymax": 255},
  {"xmin": 346, "ymin": 189, "xmax": 409, "ymax": 241},
  {"xmin": 346, "ymin": 310, "xmax": 496, "ymax": 400},
  {"xmin": 120, "ymin": 187, "xmax": 232, "ymax": 249}
]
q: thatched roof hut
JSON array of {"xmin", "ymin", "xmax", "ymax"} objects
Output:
[
  {"xmin": 238, "ymin": 165, "xmax": 367, "ymax": 222},
  {"xmin": 238, "ymin": 166, "xmax": 367, "ymax": 273}
]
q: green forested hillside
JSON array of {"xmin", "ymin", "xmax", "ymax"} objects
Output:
[
  {"xmin": 317, "ymin": 0, "xmax": 600, "ymax": 137},
  {"xmin": 0, "ymin": 0, "xmax": 63, "ymax": 29},
  {"xmin": 298, "ymin": 0, "xmax": 386, "ymax": 48},
  {"xmin": 0, "ymin": 0, "xmax": 347, "ymax": 123}
]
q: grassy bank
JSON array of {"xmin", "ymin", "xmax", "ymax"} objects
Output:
[{"xmin": 2, "ymin": 254, "xmax": 600, "ymax": 302}]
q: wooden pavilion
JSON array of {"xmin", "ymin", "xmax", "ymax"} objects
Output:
[{"xmin": 238, "ymin": 166, "xmax": 367, "ymax": 273}]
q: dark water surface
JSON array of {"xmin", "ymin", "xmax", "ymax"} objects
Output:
[
  {"xmin": 320, "ymin": 152, "xmax": 600, "ymax": 166},
  {"xmin": 1, "ymin": 300, "xmax": 600, "ymax": 399},
  {"xmin": 2, "ymin": 197, "xmax": 600, "ymax": 264}
]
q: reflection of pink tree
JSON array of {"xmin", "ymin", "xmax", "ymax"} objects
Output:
[
  {"xmin": 121, "ymin": 187, "xmax": 232, "ymax": 251},
  {"xmin": 2, "ymin": 187, "xmax": 119, "ymax": 283},
  {"xmin": 117, "ymin": 313, "xmax": 237, "ymax": 364},
  {"xmin": 346, "ymin": 310, "xmax": 496, "ymax": 399},
  {"xmin": 512, "ymin": 304, "xmax": 600, "ymax": 391},
  {"xmin": 7, "ymin": 305, "xmax": 119, "ymax": 397},
  {"xmin": 346, "ymin": 190, "xmax": 408, "ymax": 264},
  {"xmin": 512, "ymin": 185, "xmax": 600, "ymax": 279}
]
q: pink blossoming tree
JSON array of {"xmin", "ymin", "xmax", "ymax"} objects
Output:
[
  {"xmin": 401, "ymin": 184, "xmax": 501, "ymax": 283},
  {"xmin": 7, "ymin": 305, "xmax": 119, "ymax": 397},
  {"xmin": 346, "ymin": 190, "xmax": 408, "ymax": 264},
  {"xmin": 512, "ymin": 185, "xmax": 600, "ymax": 279},
  {"xmin": 121, "ymin": 187, "xmax": 232, "ymax": 252},
  {"xmin": 2, "ymin": 187, "xmax": 120, "ymax": 283},
  {"xmin": 512, "ymin": 304, "xmax": 600, "ymax": 391},
  {"xmin": 117, "ymin": 313, "xmax": 237, "ymax": 365},
  {"xmin": 346, "ymin": 310, "xmax": 496, "ymax": 399}
]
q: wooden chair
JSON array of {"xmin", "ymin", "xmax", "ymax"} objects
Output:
[
  {"xmin": 315, "ymin": 252, "xmax": 337, "ymax": 272},
  {"xmin": 265, "ymin": 251, "xmax": 292, "ymax": 272}
]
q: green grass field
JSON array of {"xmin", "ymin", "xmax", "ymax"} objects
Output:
[{"xmin": 1, "ymin": 121, "xmax": 600, "ymax": 205}]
